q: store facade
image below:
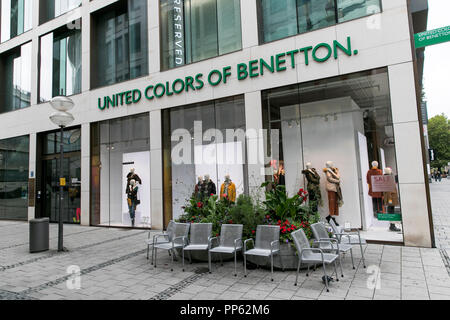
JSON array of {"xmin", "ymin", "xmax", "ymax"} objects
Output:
[{"xmin": 0, "ymin": 0, "xmax": 433, "ymax": 247}]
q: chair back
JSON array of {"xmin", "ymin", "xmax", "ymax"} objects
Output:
[
  {"xmin": 219, "ymin": 224, "xmax": 243, "ymax": 248},
  {"xmin": 255, "ymin": 225, "xmax": 280, "ymax": 250},
  {"xmin": 328, "ymin": 219, "xmax": 341, "ymax": 241},
  {"xmin": 173, "ymin": 222, "xmax": 190, "ymax": 242},
  {"xmin": 311, "ymin": 222, "xmax": 330, "ymax": 241},
  {"xmin": 189, "ymin": 223, "xmax": 212, "ymax": 245},
  {"xmin": 166, "ymin": 221, "xmax": 176, "ymax": 242},
  {"xmin": 291, "ymin": 229, "xmax": 312, "ymax": 258}
]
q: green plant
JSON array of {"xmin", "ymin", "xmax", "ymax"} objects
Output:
[{"xmin": 229, "ymin": 194, "xmax": 265, "ymax": 241}]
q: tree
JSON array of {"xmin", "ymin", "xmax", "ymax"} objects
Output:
[{"xmin": 428, "ymin": 114, "xmax": 450, "ymax": 170}]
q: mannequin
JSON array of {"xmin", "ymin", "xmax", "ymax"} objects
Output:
[
  {"xmin": 203, "ymin": 174, "xmax": 216, "ymax": 198},
  {"xmin": 127, "ymin": 179, "xmax": 139, "ymax": 227},
  {"xmin": 126, "ymin": 168, "xmax": 142, "ymax": 194},
  {"xmin": 194, "ymin": 176, "xmax": 204, "ymax": 199},
  {"xmin": 324, "ymin": 161, "xmax": 342, "ymax": 226},
  {"xmin": 302, "ymin": 162, "xmax": 322, "ymax": 212},
  {"xmin": 383, "ymin": 167, "xmax": 401, "ymax": 232},
  {"xmin": 220, "ymin": 174, "xmax": 236, "ymax": 202},
  {"xmin": 367, "ymin": 161, "xmax": 383, "ymax": 214},
  {"xmin": 274, "ymin": 160, "xmax": 286, "ymax": 186}
]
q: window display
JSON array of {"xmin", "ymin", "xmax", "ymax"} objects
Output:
[
  {"xmin": 262, "ymin": 68, "xmax": 403, "ymax": 242},
  {"xmin": 162, "ymin": 95, "xmax": 247, "ymax": 221},
  {"xmin": 91, "ymin": 113, "xmax": 150, "ymax": 228}
]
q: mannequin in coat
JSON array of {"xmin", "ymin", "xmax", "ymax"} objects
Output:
[
  {"xmin": 302, "ymin": 162, "xmax": 322, "ymax": 212},
  {"xmin": 383, "ymin": 167, "xmax": 401, "ymax": 232},
  {"xmin": 367, "ymin": 161, "xmax": 383, "ymax": 214},
  {"xmin": 324, "ymin": 161, "xmax": 342, "ymax": 226},
  {"xmin": 220, "ymin": 174, "xmax": 236, "ymax": 202}
]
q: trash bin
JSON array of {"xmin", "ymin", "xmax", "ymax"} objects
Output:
[{"xmin": 29, "ymin": 218, "xmax": 49, "ymax": 253}]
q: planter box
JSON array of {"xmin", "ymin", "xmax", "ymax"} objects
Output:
[{"xmin": 246, "ymin": 243, "xmax": 299, "ymax": 270}]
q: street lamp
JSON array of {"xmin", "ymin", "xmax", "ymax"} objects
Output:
[{"xmin": 49, "ymin": 96, "xmax": 75, "ymax": 252}]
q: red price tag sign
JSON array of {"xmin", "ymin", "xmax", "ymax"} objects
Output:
[{"xmin": 371, "ymin": 175, "xmax": 396, "ymax": 193}]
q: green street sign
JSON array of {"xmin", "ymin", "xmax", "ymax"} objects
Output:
[
  {"xmin": 415, "ymin": 25, "xmax": 450, "ymax": 48},
  {"xmin": 377, "ymin": 213, "xmax": 402, "ymax": 222}
]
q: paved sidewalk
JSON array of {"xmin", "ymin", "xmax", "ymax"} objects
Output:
[
  {"xmin": 430, "ymin": 178, "xmax": 450, "ymax": 272},
  {"xmin": 1, "ymin": 221, "xmax": 449, "ymax": 300}
]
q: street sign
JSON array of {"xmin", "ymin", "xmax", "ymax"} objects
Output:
[
  {"xmin": 377, "ymin": 213, "xmax": 402, "ymax": 222},
  {"xmin": 415, "ymin": 25, "xmax": 450, "ymax": 48}
]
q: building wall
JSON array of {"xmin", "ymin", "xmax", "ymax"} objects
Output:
[{"xmin": 0, "ymin": 0, "xmax": 433, "ymax": 247}]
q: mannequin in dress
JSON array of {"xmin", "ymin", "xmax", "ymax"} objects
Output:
[
  {"xmin": 367, "ymin": 161, "xmax": 383, "ymax": 214},
  {"xmin": 274, "ymin": 160, "xmax": 286, "ymax": 186},
  {"xmin": 324, "ymin": 161, "xmax": 342, "ymax": 226},
  {"xmin": 203, "ymin": 174, "xmax": 216, "ymax": 197},
  {"xmin": 194, "ymin": 175, "xmax": 204, "ymax": 199},
  {"xmin": 127, "ymin": 179, "xmax": 139, "ymax": 227},
  {"xmin": 302, "ymin": 162, "xmax": 322, "ymax": 212},
  {"xmin": 383, "ymin": 167, "xmax": 401, "ymax": 232},
  {"xmin": 220, "ymin": 174, "xmax": 236, "ymax": 202}
]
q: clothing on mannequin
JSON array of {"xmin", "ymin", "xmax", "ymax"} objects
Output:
[
  {"xmin": 302, "ymin": 163, "xmax": 322, "ymax": 212},
  {"xmin": 126, "ymin": 168, "xmax": 142, "ymax": 194},
  {"xmin": 127, "ymin": 179, "xmax": 139, "ymax": 227},
  {"xmin": 203, "ymin": 174, "xmax": 216, "ymax": 198},
  {"xmin": 194, "ymin": 176, "xmax": 204, "ymax": 199},
  {"xmin": 274, "ymin": 160, "xmax": 286, "ymax": 186},
  {"xmin": 220, "ymin": 175, "xmax": 236, "ymax": 202},
  {"xmin": 324, "ymin": 161, "xmax": 342, "ymax": 226},
  {"xmin": 383, "ymin": 167, "xmax": 401, "ymax": 232},
  {"xmin": 366, "ymin": 161, "xmax": 383, "ymax": 214}
]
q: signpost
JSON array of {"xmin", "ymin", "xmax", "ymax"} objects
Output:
[{"xmin": 414, "ymin": 25, "xmax": 450, "ymax": 48}]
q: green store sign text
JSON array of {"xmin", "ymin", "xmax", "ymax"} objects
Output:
[{"xmin": 98, "ymin": 36, "xmax": 358, "ymax": 111}]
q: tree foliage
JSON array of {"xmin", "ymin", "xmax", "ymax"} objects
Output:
[{"xmin": 428, "ymin": 114, "xmax": 450, "ymax": 169}]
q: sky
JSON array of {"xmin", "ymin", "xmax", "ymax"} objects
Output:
[{"xmin": 422, "ymin": 0, "xmax": 450, "ymax": 118}]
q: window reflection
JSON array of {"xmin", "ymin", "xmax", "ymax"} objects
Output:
[
  {"xmin": 40, "ymin": 0, "xmax": 82, "ymax": 24},
  {"xmin": 1, "ymin": 0, "xmax": 32, "ymax": 43}
]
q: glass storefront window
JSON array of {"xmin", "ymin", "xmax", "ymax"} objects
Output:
[
  {"xmin": 0, "ymin": 135, "xmax": 29, "ymax": 220},
  {"xmin": 39, "ymin": 24, "xmax": 82, "ymax": 102},
  {"xmin": 39, "ymin": 0, "xmax": 82, "ymax": 24},
  {"xmin": 258, "ymin": 0, "xmax": 381, "ymax": 43},
  {"xmin": 160, "ymin": 0, "xmax": 242, "ymax": 70},
  {"xmin": 91, "ymin": 0, "xmax": 148, "ymax": 89},
  {"xmin": 36, "ymin": 128, "xmax": 81, "ymax": 224},
  {"xmin": 262, "ymin": 68, "xmax": 404, "ymax": 242},
  {"xmin": 0, "ymin": 0, "xmax": 32, "ymax": 43},
  {"xmin": 162, "ymin": 96, "xmax": 247, "ymax": 221},
  {"xmin": 91, "ymin": 113, "xmax": 151, "ymax": 228},
  {"xmin": 0, "ymin": 42, "xmax": 32, "ymax": 114}
]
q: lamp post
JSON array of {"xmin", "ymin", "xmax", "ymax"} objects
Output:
[{"xmin": 49, "ymin": 96, "xmax": 75, "ymax": 252}]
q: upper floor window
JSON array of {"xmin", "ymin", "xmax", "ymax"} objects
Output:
[
  {"xmin": 39, "ymin": 0, "xmax": 82, "ymax": 24},
  {"xmin": 91, "ymin": 0, "xmax": 148, "ymax": 89},
  {"xmin": 0, "ymin": 42, "xmax": 32, "ymax": 113},
  {"xmin": 0, "ymin": 0, "xmax": 32, "ymax": 43},
  {"xmin": 258, "ymin": 0, "xmax": 381, "ymax": 43},
  {"xmin": 160, "ymin": 0, "xmax": 242, "ymax": 71},
  {"xmin": 39, "ymin": 22, "xmax": 82, "ymax": 102}
]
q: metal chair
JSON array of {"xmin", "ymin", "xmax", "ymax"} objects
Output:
[
  {"xmin": 329, "ymin": 219, "xmax": 367, "ymax": 269},
  {"xmin": 244, "ymin": 225, "xmax": 280, "ymax": 281},
  {"xmin": 146, "ymin": 220, "xmax": 175, "ymax": 263},
  {"xmin": 153, "ymin": 222, "xmax": 190, "ymax": 271},
  {"xmin": 182, "ymin": 223, "xmax": 213, "ymax": 271},
  {"xmin": 311, "ymin": 222, "xmax": 354, "ymax": 276},
  {"xmin": 208, "ymin": 224, "xmax": 243, "ymax": 276},
  {"xmin": 291, "ymin": 228, "xmax": 339, "ymax": 292}
]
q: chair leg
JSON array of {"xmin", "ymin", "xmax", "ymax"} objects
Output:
[
  {"xmin": 323, "ymin": 262, "xmax": 330, "ymax": 292},
  {"xmin": 208, "ymin": 251, "xmax": 212, "ymax": 274},
  {"xmin": 306, "ymin": 264, "xmax": 310, "ymax": 277},
  {"xmin": 359, "ymin": 243, "xmax": 366, "ymax": 268},
  {"xmin": 171, "ymin": 249, "xmax": 174, "ymax": 272},
  {"xmin": 234, "ymin": 251, "xmax": 237, "ymax": 277},
  {"xmin": 350, "ymin": 248, "xmax": 355, "ymax": 269},
  {"xmin": 182, "ymin": 249, "xmax": 185, "ymax": 272},
  {"xmin": 151, "ymin": 244, "xmax": 155, "ymax": 265},
  {"xmin": 295, "ymin": 258, "xmax": 302, "ymax": 286},
  {"xmin": 244, "ymin": 253, "xmax": 247, "ymax": 277},
  {"xmin": 146, "ymin": 244, "xmax": 149, "ymax": 260},
  {"xmin": 339, "ymin": 252, "xmax": 344, "ymax": 277},
  {"xmin": 154, "ymin": 248, "xmax": 157, "ymax": 268},
  {"xmin": 271, "ymin": 253, "xmax": 274, "ymax": 282},
  {"xmin": 333, "ymin": 260, "xmax": 339, "ymax": 282}
]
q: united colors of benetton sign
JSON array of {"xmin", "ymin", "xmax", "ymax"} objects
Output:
[
  {"xmin": 415, "ymin": 25, "xmax": 450, "ymax": 48},
  {"xmin": 98, "ymin": 37, "xmax": 359, "ymax": 111}
]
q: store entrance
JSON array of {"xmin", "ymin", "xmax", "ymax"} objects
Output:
[{"xmin": 40, "ymin": 154, "xmax": 81, "ymax": 224}]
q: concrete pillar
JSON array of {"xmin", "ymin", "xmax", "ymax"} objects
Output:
[
  {"xmin": 81, "ymin": 0, "xmax": 91, "ymax": 92},
  {"xmin": 245, "ymin": 91, "xmax": 265, "ymax": 201},
  {"xmin": 240, "ymin": 0, "xmax": 259, "ymax": 49},
  {"xmin": 150, "ymin": 110, "xmax": 163, "ymax": 230},
  {"xmin": 28, "ymin": 133, "xmax": 37, "ymax": 221},
  {"xmin": 80, "ymin": 123, "xmax": 90, "ymax": 226},
  {"xmin": 388, "ymin": 62, "xmax": 432, "ymax": 247},
  {"xmin": 148, "ymin": 0, "xmax": 160, "ymax": 75}
]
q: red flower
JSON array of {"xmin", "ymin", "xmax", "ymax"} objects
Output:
[
  {"xmin": 229, "ymin": 220, "xmax": 233, "ymax": 224},
  {"xmin": 252, "ymin": 230, "xmax": 255, "ymax": 234},
  {"xmin": 277, "ymin": 220, "xmax": 281, "ymax": 225},
  {"xmin": 197, "ymin": 202, "xmax": 203, "ymax": 208},
  {"xmin": 210, "ymin": 193, "xmax": 214, "ymax": 196},
  {"xmin": 222, "ymin": 194, "xmax": 228, "ymax": 198}
]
